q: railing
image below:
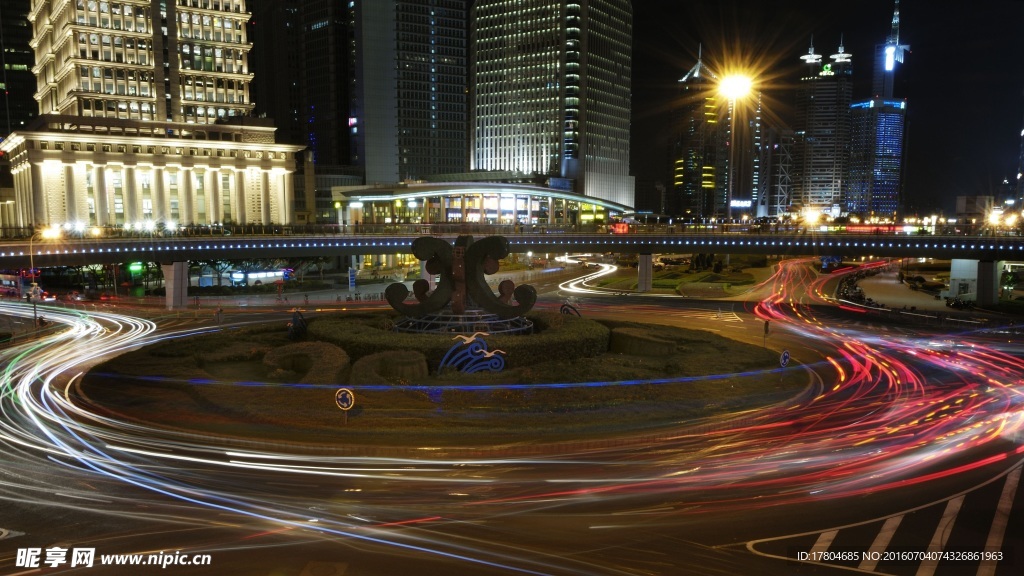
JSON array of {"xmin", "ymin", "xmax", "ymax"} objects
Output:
[{"xmin": 0, "ymin": 222, "xmax": 1008, "ymax": 241}]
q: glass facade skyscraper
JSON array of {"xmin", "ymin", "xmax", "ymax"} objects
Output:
[
  {"xmin": 0, "ymin": 0, "xmax": 37, "ymax": 139},
  {"xmin": 351, "ymin": 0, "xmax": 468, "ymax": 184},
  {"xmin": 846, "ymin": 1, "xmax": 908, "ymax": 219},
  {"xmin": 470, "ymin": 0, "xmax": 634, "ymax": 207},
  {"xmin": 846, "ymin": 98, "xmax": 906, "ymax": 217}
]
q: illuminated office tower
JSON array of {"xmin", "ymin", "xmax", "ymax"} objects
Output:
[
  {"xmin": 471, "ymin": 0, "xmax": 634, "ymax": 207},
  {"xmin": 672, "ymin": 49, "xmax": 726, "ymax": 219},
  {"xmin": 1, "ymin": 0, "xmax": 38, "ymax": 139},
  {"xmin": 0, "ymin": 0, "xmax": 304, "ymax": 229},
  {"xmin": 792, "ymin": 39, "xmax": 853, "ymax": 217},
  {"xmin": 846, "ymin": 1, "xmax": 909, "ymax": 218},
  {"xmin": 350, "ymin": 0, "xmax": 468, "ymax": 184},
  {"xmin": 1016, "ymin": 109, "xmax": 1024, "ymax": 206}
]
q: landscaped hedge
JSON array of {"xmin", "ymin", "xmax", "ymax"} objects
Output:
[{"xmin": 309, "ymin": 311, "xmax": 610, "ymax": 371}]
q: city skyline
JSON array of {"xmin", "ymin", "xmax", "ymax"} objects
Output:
[{"xmin": 632, "ymin": 0, "xmax": 1024, "ymax": 216}]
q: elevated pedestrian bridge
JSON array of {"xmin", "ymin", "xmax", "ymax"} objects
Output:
[
  {"xmin": 2, "ymin": 231, "xmax": 1023, "ymax": 268},
  {"xmin": 1, "ymin": 230, "xmax": 1018, "ymax": 308}
]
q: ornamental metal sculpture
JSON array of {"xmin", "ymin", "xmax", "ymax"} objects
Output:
[
  {"xmin": 437, "ymin": 332, "xmax": 507, "ymax": 374},
  {"xmin": 384, "ymin": 235, "xmax": 537, "ymax": 320}
]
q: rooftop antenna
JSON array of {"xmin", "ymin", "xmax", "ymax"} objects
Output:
[
  {"xmin": 800, "ymin": 36, "xmax": 822, "ymax": 66},
  {"xmin": 679, "ymin": 44, "xmax": 716, "ymax": 83}
]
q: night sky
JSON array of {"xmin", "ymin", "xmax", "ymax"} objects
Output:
[{"xmin": 630, "ymin": 0, "xmax": 1024, "ymax": 216}]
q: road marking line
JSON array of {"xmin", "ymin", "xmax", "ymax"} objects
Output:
[
  {"xmin": 810, "ymin": 530, "xmax": 838, "ymax": 557},
  {"xmin": 859, "ymin": 515, "xmax": 903, "ymax": 571},
  {"xmin": 977, "ymin": 465, "xmax": 1021, "ymax": 576},
  {"xmin": 916, "ymin": 495, "xmax": 964, "ymax": 576}
]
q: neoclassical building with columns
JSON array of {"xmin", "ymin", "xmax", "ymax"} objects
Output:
[
  {"xmin": 0, "ymin": 0, "xmax": 304, "ymax": 232},
  {"xmin": 2, "ymin": 116, "xmax": 303, "ymax": 229}
]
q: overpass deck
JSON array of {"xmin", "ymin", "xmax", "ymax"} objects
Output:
[{"xmin": 2, "ymin": 230, "xmax": 1023, "ymax": 268}]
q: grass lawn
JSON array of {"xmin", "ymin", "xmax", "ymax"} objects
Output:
[{"xmin": 80, "ymin": 313, "xmax": 808, "ymax": 446}]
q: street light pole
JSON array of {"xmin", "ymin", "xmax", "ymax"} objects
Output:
[
  {"xmin": 719, "ymin": 74, "xmax": 752, "ymax": 267},
  {"xmin": 27, "ymin": 226, "xmax": 62, "ymax": 327},
  {"xmin": 719, "ymin": 75, "xmax": 752, "ymax": 224}
]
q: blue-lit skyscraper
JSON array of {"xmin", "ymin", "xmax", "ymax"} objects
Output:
[
  {"xmin": 847, "ymin": 98, "xmax": 906, "ymax": 216},
  {"xmin": 845, "ymin": 0, "xmax": 909, "ymax": 218}
]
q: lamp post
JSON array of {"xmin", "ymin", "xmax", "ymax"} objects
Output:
[
  {"xmin": 27, "ymin": 226, "xmax": 62, "ymax": 326},
  {"xmin": 719, "ymin": 74, "xmax": 753, "ymax": 224}
]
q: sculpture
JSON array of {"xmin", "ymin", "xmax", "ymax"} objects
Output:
[{"xmin": 384, "ymin": 235, "xmax": 537, "ymax": 320}]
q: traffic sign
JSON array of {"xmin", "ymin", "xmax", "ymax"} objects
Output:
[
  {"xmin": 348, "ymin": 268, "xmax": 357, "ymax": 291},
  {"xmin": 335, "ymin": 388, "xmax": 355, "ymax": 411},
  {"xmin": 780, "ymin": 350, "xmax": 791, "ymax": 368}
]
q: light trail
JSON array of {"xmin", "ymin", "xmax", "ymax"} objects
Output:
[{"xmin": 1, "ymin": 257, "xmax": 1022, "ymax": 572}]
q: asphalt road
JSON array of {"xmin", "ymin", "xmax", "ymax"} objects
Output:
[{"xmin": 1, "ymin": 259, "xmax": 1022, "ymax": 575}]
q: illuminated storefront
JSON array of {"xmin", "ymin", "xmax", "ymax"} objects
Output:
[{"xmin": 332, "ymin": 182, "xmax": 632, "ymax": 228}]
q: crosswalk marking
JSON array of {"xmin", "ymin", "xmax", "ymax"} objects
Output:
[
  {"xmin": 747, "ymin": 463, "xmax": 1022, "ymax": 575},
  {"xmin": 916, "ymin": 495, "xmax": 964, "ymax": 576},
  {"xmin": 810, "ymin": 529, "xmax": 838, "ymax": 556},
  {"xmin": 978, "ymin": 465, "xmax": 1021, "ymax": 576},
  {"xmin": 672, "ymin": 309, "xmax": 744, "ymax": 323},
  {"xmin": 859, "ymin": 515, "xmax": 903, "ymax": 572}
]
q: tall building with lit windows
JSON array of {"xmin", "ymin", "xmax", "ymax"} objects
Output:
[
  {"xmin": 845, "ymin": 1, "xmax": 909, "ymax": 218},
  {"xmin": 672, "ymin": 50, "xmax": 726, "ymax": 219},
  {"xmin": 470, "ymin": 0, "xmax": 634, "ymax": 207},
  {"xmin": 1, "ymin": 0, "xmax": 38, "ymax": 139},
  {"xmin": 350, "ymin": 0, "xmax": 468, "ymax": 185},
  {"xmin": 792, "ymin": 39, "xmax": 853, "ymax": 217},
  {"xmin": 0, "ymin": 0, "xmax": 304, "ymax": 230}
]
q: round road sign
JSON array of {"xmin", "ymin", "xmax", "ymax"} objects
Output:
[
  {"xmin": 335, "ymin": 388, "xmax": 356, "ymax": 411},
  {"xmin": 780, "ymin": 350, "xmax": 791, "ymax": 368}
]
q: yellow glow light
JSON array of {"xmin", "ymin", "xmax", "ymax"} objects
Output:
[{"xmin": 719, "ymin": 75, "xmax": 753, "ymax": 100}]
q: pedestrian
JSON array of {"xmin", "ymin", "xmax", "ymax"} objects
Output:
[
  {"xmin": 304, "ymin": 294, "xmax": 309, "ymax": 305},
  {"xmin": 215, "ymin": 307, "xmax": 223, "ymax": 324},
  {"xmin": 194, "ymin": 295, "xmax": 200, "ymax": 308}
]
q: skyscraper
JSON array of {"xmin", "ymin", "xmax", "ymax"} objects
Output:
[
  {"xmin": 1015, "ymin": 108, "xmax": 1024, "ymax": 206},
  {"xmin": 0, "ymin": 0, "xmax": 37, "ymax": 139},
  {"xmin": 348, "ymin": 0, "xmax": 468, "ymax": 185},
  {"xmin": 0, "ymin": 0, "xmax": 304, "ymax": 229},
  {"xmin": 792, "ymin": 39, "xmax": 853, "ymax": 217},
  {"xmin": 846, "ymin": 1, "xmax": 909, "ymax": 219},
  {"xmin": 672, "ymin": 49, "xmax": 726, "ymax": 219},
  {"xmin": 470, "ymin": 0, "xmax": 634, "ymax": 207}
]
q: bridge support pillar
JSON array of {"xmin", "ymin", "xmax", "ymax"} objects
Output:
[
  {"xmin": 946, "ymin": 259, "xmax": 1001, "ymax": 306},
  {"xmin": 638, "ymin": 253, "xmax": 653, "ymax": 293},
  {"xmin": 976, "ymin": 260, "xmax": 1001, "ymax": 306},
  {"xmin": 161, "ymin": 261, "xmax": 189, "ymax": 310}
]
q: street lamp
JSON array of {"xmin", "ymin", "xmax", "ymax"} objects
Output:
[
  {"xmin": 719, "ymin": 74, "xmax": 753, "ymax": 223},
  {"xmin": 27, "ymin": 226, "xmax": 62, "ymax": 326}
]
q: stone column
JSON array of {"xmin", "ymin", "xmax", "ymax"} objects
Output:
[
  {"xmin": 93, "ymin": 165, "xmax": 109, "ymax": 226},
  {"xmin": 152, "ymin": 167, "xmax": 166, "ymax": 223},
  {"xmin": 281, "ymin": 171, "xmax": 293, "ymax": 225},
  {"xmin": 180, "ymin": 169, "xmax": 193, "ymax": 225},
  {"xmin": 208, "ymin": 169, "xmax": 220, "ymax": 224},
  {"xmin": 31, "ymin": 163, "xmax": 46, "ymax": 225},
  {"xmin": 124, "ymin": 166, "xmax": 138, "ymax": 224},
  {"xmin": 260, "ymin": 171, "xmax": 271, "ymax": 224},
  {"xmin": 64, "ymin": 165, "xmax": 78, "ymax": 224},
  {"xmin": 638, "ymin": 253, "xmax": 653, "ymax": 293},
  {"xmin": 234, "ymin": 170, "xmax": 246, "ymax": 225}
]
